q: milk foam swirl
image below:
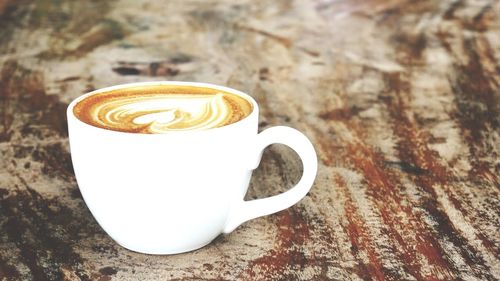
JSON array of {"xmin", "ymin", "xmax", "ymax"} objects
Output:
[{"xmin": 73, "ymin": 85, "xmax": 253, "ymax": 133}]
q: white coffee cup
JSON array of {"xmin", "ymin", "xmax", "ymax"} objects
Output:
[{"xmin": 67, "ymin": 81, "xmax": 317, "ymax": 254}]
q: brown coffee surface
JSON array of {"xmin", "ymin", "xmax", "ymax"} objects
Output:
[{"xmin": 73, "ymin": 85, "xmax": 253, "ymax": 133}]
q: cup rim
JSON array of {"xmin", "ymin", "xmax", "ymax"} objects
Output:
[{"xmin": 66, "ymin": 81, "xmax": 259, "ymax": 136}]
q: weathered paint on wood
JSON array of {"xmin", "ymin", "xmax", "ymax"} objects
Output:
[{"xmin": 0, "ymin": 0, "xmax": 498, "ymax": 280}]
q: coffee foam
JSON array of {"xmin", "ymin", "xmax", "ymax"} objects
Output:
[{"xmin": 73, "ymin": 85, "xmax": 253, "ymax": 133}]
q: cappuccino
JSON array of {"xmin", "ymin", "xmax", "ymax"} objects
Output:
[
  {"xmin": 67, "ymin": 81, "xmax": 317, "ymax": 254},
  {"xmin": 73, "ymin": 85, "xmax": 253, "ymax": 133}
]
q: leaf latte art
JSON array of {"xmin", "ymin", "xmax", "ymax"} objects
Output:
[{"xmin": 73, "ymin": 85, "xmax": 253, "ymax": 133}]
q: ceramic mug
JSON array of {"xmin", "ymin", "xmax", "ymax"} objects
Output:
[{"xmin": 67, "ymin": 81, "xmax": 317, "ymax": 254}]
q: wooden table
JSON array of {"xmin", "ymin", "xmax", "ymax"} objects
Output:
[{"xmin": 1, "ymin": 0, "xmax": 498, "ymax": 280}]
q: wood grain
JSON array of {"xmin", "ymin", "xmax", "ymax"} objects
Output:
[{"xmin": 0, "ymin": 0, "xmax": 498, "ymax": 280}]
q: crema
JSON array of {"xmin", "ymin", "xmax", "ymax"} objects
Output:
[{"xmin": 73, "ymin": 85, "xmax": 253, "ymax": 133}]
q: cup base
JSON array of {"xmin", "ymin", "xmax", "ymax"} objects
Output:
[{"xmin": 113, "ymin": 238, "xmax": 216, "ymax": 255}]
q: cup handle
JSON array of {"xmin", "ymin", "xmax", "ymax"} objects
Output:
[{"xmin": 223, "ymin": 126, "xmax": 318, "ymax": 233}]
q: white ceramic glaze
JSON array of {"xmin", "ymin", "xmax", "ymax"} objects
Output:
[{"xmin": 67, "ymin": 81, "xmax": 318, "ymax": 255}]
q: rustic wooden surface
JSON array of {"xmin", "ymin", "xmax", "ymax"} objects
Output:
[{"xmin": 0, "ymin": 0, "xmax": 499, "ymax": 280}]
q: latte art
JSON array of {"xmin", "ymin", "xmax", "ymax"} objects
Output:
[
  {"xmin": 95, "ymin": 94, "xmax": 229, "ymax": 133},
  {"xmin": 73, "ymin": 85, "xmax": 253, "ymax": 133}
]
